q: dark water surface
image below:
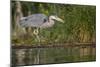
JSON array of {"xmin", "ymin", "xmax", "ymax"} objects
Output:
[{"xmin": 11, "ymin": 44, "xmax": 96, "ymax": 66}]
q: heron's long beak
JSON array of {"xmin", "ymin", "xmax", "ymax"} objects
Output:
[{"xmin": 55, "ymin": 17, "xmax": 64, "ymax": 23}]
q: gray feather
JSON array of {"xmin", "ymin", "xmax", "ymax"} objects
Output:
[{"xmin": 19, "ymin": 14, "xmax": 48, "ymax": 28}]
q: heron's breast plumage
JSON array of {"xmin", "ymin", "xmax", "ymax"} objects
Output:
[{"xmin": 40, "ymin": 21, "xmax": 55, "ymax": 28}]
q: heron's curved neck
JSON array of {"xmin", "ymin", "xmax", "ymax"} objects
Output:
[
  {"xmin": 48, "ymin": 17, "xmax": 54, "ymax": 23},
  {"xmin": 48, "ymin": 19, "xmax": 54, "ymax": 25}
]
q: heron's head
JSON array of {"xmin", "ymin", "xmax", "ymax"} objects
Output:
[{"xmin": 49, "ymin": 15, "xmax": 64, "ymax": 23}]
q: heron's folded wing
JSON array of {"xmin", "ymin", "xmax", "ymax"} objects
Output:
[{"xmin": 20, "ymin": 14, "xmax": 47, "ymax": 27}]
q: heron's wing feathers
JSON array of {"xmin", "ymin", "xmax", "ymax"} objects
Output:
[{"xmin": 20, "ymin": 14, "xmax": 48, "ymax": 27}]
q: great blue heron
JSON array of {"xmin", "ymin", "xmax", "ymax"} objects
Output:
[{"xmin": 19, "ymin": 14, "xmax": 64, "ymax": 42}]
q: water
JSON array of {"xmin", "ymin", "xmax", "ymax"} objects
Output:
[{"xmin": 11, "ymin": 44, "xmax": 96, "ymax": 66}]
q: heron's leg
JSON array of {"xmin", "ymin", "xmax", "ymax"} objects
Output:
[{"xmin": 33, "ymin": 28, "xmax": 41, "ymax": 64}]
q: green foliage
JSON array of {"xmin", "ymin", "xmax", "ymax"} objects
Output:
[{"xmin": 11, "ymin": 1, "xmax": 96, "ymax": 45}]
